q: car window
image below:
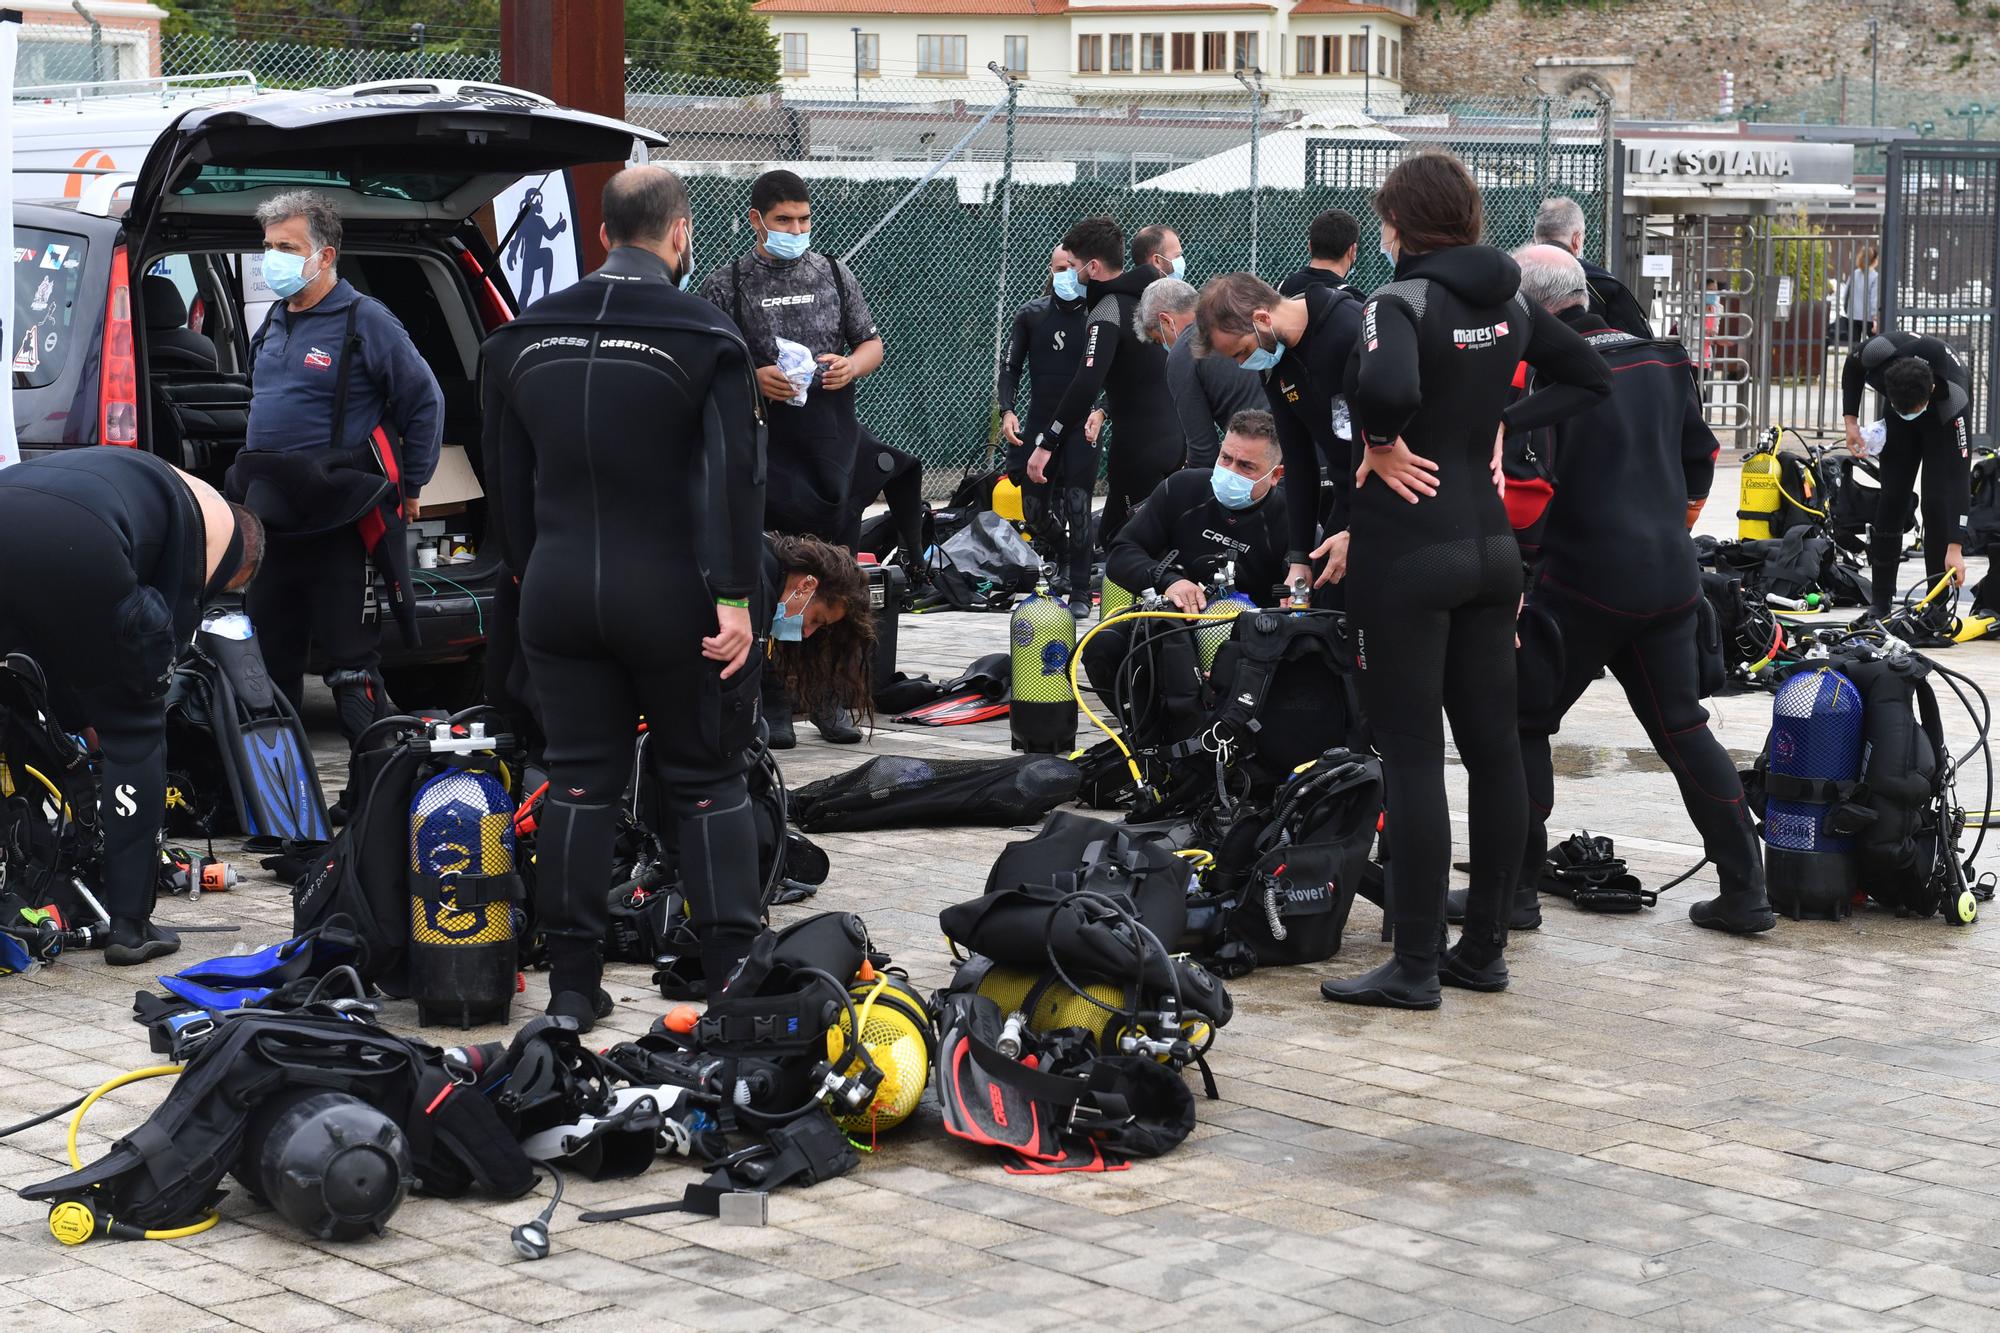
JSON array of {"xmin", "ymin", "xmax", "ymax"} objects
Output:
[
  {"xmin": 180, "ymin": 166, "xmax": 480, "ymax": 203},
  {"xmin": 11, "ymin": 226, "xmax": 88, "ymax": 390}
]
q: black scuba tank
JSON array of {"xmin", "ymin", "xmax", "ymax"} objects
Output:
[{"xmin": 232, "ymin": 1089, "xmax": 414, "ymax": 1241}]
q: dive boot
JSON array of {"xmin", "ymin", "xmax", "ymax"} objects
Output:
[
  {"xmin": 105, "ymin": 917, "xmax": 181, "ymax": 966},
  {"xmin": 812, "ymin": 708, "xmax": 863, "ymax": 744},
  {"xmin": 546, "ymin": 988, "xmax": 615, "ymax": 1033},
  {"xmin": 1689, "ymin": 892, "xmax": 1777, "ymax": 935},
  {"xmin": 765, "ymin": 710, "xmax": 797, "ymax": 750},
  {"xmin": 1444, "ymin": 882, "xmax": 1541, "ymax": 931},
  {"xmin": 1439, "ymin": 939, "xmax": 1509, "ymax": 992},
  {"xmin": 1320, "ymin": 955, "xmax": 1441, "ymax": 1010}
]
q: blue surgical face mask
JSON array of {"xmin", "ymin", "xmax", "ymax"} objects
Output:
[
  {"xmin": 1895, "ymin": 406, "xmax": 1927, "ymax": 421},
  {"xmin": 1052, "ymin": 268, "xmax": 1085, "ymax": 302},
  {"xmin": 1240, "ymin": 326, "xmax": 1284, "ymax": 373},
  {"xmin": 262, "ymin": 248, "xmax": 319, "ymax": 299},
  {"xmin": 1380, "ymin": 241, "xmax": 1397, "ymax": 270},
  {"xmin": 763, "ymin": 228, "xmax": 811, "ymax": 261},
  {"xmin": 771, "ymin": 582, "xmax": 816, "ymax": 641},
  {"xmin": 676, "ymin": 230, "xmax": 696, "ymax": 291},
  {"xmin": 1210, "ymin": 462, "xmax": 1274, "ymax": 511},
  {"xmin": 1169, "ymin": 254, "xmax": 1186, "ymax": 281}
]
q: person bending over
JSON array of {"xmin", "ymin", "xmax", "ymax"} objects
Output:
[
  {"xmin": 1143, "ymin": 277, "xmax": 1264, "ymax": 473},
  {"xmin": 1842, "ymin": 329, "xmax": 1974, "ymax": 613}
]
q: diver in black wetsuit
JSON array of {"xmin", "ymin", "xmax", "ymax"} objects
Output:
[
  {"xmin": 1027, "ymin": 216, "xmax": 1180, "ymax": 548},
  {"xmin": 1841, "ymin": 330, "xmax": 1974, "ymax": 613},
  {"xmin": 999, "ymin": 243, "xmax": 1096, "ymax": 604},
  {"xmin": 0, "ymin": 450, "xmax": 263, "ymax": 964},
  {"xmin": 1193, "ymin": 272, "xmax": 1364, "ymax": 602},
  {"xmin": 1309, "ymin": 152, "xmax": 1610, "ymax": 1009},
  {"xmin": 1488, "ymin": 245, "xmax": 1773, "ymax": 938},
  {"xmin": 481, "ymin": 166, "xmax": 767, "ymax": 1032}
]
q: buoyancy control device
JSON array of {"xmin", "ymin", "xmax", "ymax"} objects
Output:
[{"xmin": 1009, "ymin": 568, "xmax": 1078, "ymax": 754}]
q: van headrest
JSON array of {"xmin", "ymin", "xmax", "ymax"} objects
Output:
[{"xmin": 141, "ymin": 274, "xmax": 189, "ymax": 331}]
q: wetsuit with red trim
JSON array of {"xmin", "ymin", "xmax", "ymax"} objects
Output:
[{"xmin": 1516, "ymin": 306, "xmax": 1763, "ymax": 910}]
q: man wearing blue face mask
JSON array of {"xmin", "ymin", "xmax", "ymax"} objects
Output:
[
  {"xmin": 1842, "ymin": 330, "xmax": 1974, "ymax": 613},
  {"xmin": 701, "ymin": 169, "xmax": 883, "ymax": 747},
  {"xmin": 1079, "ymin": 410, "xmax": 1288, "ymax": 704},
  {"xmin": 233, "ymin": 190, "xmax": 442, "ymax": 742},
  {"xmin": 1132, "ymin": 224, "xmax": 1186, "ymax": 283}
]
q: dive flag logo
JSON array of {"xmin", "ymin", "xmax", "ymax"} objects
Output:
[{"xmin": 303, "ymin": 347, "xmax": 333, "ymax": 370}]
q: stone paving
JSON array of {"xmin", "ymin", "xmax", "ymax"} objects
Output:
[{"xmin": 5, "ymin": 465, "xmax": 2000, "ymax": 1331}]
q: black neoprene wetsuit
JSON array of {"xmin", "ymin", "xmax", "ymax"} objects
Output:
[
  {"xmin": 1082, "ymin": 469, "xmax": 1288, "ymax": 701},
  {"xmin": 1037, "ymin": 267, "xmax": 1179, "ymax": 545},
  {"xmin": 1265, "ymin": 282, "xmax": 1365, "ymax": 566},
  {"xmin": 1000, "ymin": 293, "xmax": 1094, "ymax": 592},
  {"xmin": 481, "ymin": 245, "xmax": 769, "ymax": 994},
  {"xmin": 1581, "ymin": 258, "xmax": 1656, "ymax": 339},
  {"xmin": 1517, "ymin": 308, "xmax": 1761, "ymax": 906},
  {"xmin": 1841, "ymin": 331, "xmax": 1974, "ymax": 611},
  {"xmin": 0, "ymin": 449, "xmax": 218, "ymax": 921},
  {"xmin": 1344, "ymin": 245, "xmax": 1610, "ymax": 964}
]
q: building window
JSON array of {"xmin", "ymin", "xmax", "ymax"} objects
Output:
[
  {"xmin": 855, "ymin": 33, "xmax": 879, "ymax": 76},
  {"xmin": 1140, "ymin": 33, "xmax": 1165, "ymax": 72},
  {"xmin": 1295, "ymin": 35, "xmax": 1316, "ymax": 75},
  {"xmin": 1171, "ymin": 32, "xmax": 1195, "ymax": 71},
  {"xmin": 918, "ymin": 34, "xmax": 967, "ymax": 75},
  {"xmin": 1322, "ymin": 36, "xmax": 1338, "ymax": 75},
  {"xmin": 1078, "ymin": 34, "xmax": 1103, "ymax": 73},
  {"xmin": 1202, "ymin": 32, "xmax": 1227, "ymax": 71},
  {"xmin": 1004, "ymin": 34, "xmax": 1029, "ymax": 73},
  {"xmin": 1233, "ymin": 31, "xmax": 1258, "ymax": 72},
  {"xmin": 1376, "ymin": 35, "xmax": 1387, "ymax": 76},
  {"xmin": 1348, "ymin": 35, "xmax": 1366, "ymax": 74},
  {"xmin": 1109, "ymin": 33, "xmax": 1134, "ymax": 72},
  {"xmin": 1390, "ymin": 40, "xmax": 1401, "ymax": 80},
  {"xmin": 782, "ymin": 32, "xmax": 807, "ymax": 75}
]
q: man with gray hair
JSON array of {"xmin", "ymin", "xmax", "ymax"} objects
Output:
[
  {"xmin": 233, "ymin": 189, "xmax": 443, "ymax": 741},
  {"xmin": 1533, "ymin": 195, "xmax": 1653, "ymax": 337},
  {"xmin": 1476, "ymin": 242, "xmax": 1773, "ymax": 937},
  {"xmin": 1141, "ymin": 276, "xmax": 1264, "ymax": 471}
]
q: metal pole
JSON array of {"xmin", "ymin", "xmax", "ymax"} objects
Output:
[
  {"xmin": 1236, "ymin": 67, "xmax": 1263, "ymax": 273},
  {"xmin": 852, "ymin": 27, "xmax": 860, "ymax": 102},
  {"xmin": 1869, "ymin": 18, "xmax": 1879, "ymax": 128},
  {"xmin": 1361, "ymin": 22, "xmax": 1371, "ymax": 117},
  {"xmin": 989, "ymin": 62, "xmax": 1020, "ymax": 412},
  {"xmin": 1536, "ymin": 94, "xmax": 1551, "ymax": 201},
  {"xmin": 413, "ymin": 23, "xmax": 426, "ymax": 77},
  {"xmin": 70, "ymin": 1, "xmax": 102, "ymax": 84}
]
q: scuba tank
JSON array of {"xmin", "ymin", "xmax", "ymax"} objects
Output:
[
  {"xmin": 1009, "ymin": 567, "xmax": 1078, "ymax": 754},
  {"xmin": 1738, "ymin": 429, "xmax": 1783, "ymax": 540},
  {"xmin": 1195, "ymin": 562, "xmax": 1253, "ymax": 673},
  {"xmin": 990, "ymin": 473, "xmax": 1026, "ymax": 525},
  {"xmin": 1100, "ymin": 577, "xmax": 1135, "ymax": 623},
  {"xmin": 408, "ymin": 722, "xmax": 522, "ymax": 1028},
  {"xmin": 1761, "ymin": 666, "xmax": 1865, "ymax": 919}
]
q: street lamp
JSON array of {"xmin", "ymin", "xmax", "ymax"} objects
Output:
[
  {"xmin": 411, "ymin": 22, "xmax": 426, "ymax": 76},
  {"xmin": 1360, "ymin": 21, "xmax": 1371, "ymax": 116}
]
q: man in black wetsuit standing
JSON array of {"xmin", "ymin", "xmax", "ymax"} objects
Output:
[
  {"xmin": 1535, "ymin": 196, "xmax": 1653, "ymax": 339},
  {"xmin": 1027, "ymin": 215, "xmax": 1179, "ymax": 545},
  {"xmin": 1193, "ymin": 271, "xmax": 1363, "ymax": 601},
  {"xmin": 701, "ymin": 169, "xmax": 882, "ymax": 745},
  {"xmin": 1278, "ymin": 208, "xmax": 1362, "ymax": 299},
  {"xmin": 0, "ymin": 449, "xmax": 263, "ymax": 963},
  {"xmin": 999, "ymin": 243, "xmax": 1096, "ymax": 607},
  {"xmin": 482, "ymin": 165, "xmax": 768, "ymax": 1030},
  {"xmin": 1494, "ymin": 244, "xmax": 1774, "ymax": 937},
  {"xmin": 1842, "ymin": 330, "xmax": 1974, "ymax": 613}
]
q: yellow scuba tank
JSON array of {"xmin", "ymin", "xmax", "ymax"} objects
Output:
[
  {"xmin": 1099, "ymin": 577, "xmax": 1135, "ymax": 623},
  {"xmin": 967, "ymin": 963, "xmax": 1213, "ymax": 1061},
  {"xmin": 991, "ymin": 473, "xmax": 1026, "ymax": 525},
  {"xmin": 827, "ymin": 973, "xmax": 933, "ymax": 1136},
  {"xmin": 1196, "ymin": 564, "xmax": 1255, "ymax": 672},
  {"xmin": 1738, "ymin": 432, "xmax": 1782, "ymax": 540},
  {"xmin": 408, "ymin": 730, "xmax": 520, "ymax": 1029},
  {"xmin": 1009, "ymin": 569, "xmax": 1078, "ymax": 754}
]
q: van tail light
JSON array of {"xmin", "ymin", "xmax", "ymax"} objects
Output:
[
  {"xmin": 100, "ymin": 245, "xmax": 138, "ymax": 446},
  {"xmin": 454, "ymin": 248, "xmax": 514, "ymax": 332}
]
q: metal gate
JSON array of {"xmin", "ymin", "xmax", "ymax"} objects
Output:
[{"xmin": 1883, "ymin": 140, "xmax": 2000, "ymax": 446}]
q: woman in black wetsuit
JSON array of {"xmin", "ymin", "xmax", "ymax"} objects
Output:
[
  {"xmin": 999, "ymin": 243, "xmax": 1097, "ymax": 604},
  {"xmin": 1328, "ymin": 152, "xmax": 1609, "ymax": 1008}
]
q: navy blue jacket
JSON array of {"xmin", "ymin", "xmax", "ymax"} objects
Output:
[{"xmin": 247, "ymin": 279, "xmax": 443, "ymax": 495}]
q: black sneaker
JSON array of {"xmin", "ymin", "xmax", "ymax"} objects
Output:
[{"xmin": 105, "ymin": 917, "xmax": 181, "ymax": 966}]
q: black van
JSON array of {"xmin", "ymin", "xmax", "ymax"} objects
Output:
[{"xmin": 11, "ymin": 85, "xmax": 662, "ymax": 705}]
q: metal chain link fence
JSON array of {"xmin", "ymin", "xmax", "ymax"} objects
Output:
[{"xmin": 152, "ymin": 35, "xmax": 1611, "ymax": 492}]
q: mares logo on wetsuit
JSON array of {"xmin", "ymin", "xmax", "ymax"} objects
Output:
[{"xmin": 1452, "ymin": 321, "xmax": 1509, "ymax": 351}]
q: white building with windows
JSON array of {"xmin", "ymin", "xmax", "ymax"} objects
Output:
[{"xmin": 752, "ymin": 0, "xmax": 1413, "ymax": 104}]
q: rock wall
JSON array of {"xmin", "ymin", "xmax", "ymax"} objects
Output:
[{"xmin": 1406, "ymin": 0, "xmax": 2000, "ymax": 122}]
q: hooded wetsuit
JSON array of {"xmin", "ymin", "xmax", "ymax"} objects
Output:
[
  {"xmin": 1517, "ymin": 308, "xmax": 1761, "ymax": 908},
  {"xmin": 1081, "ymin": 468, "xmax": 1289, "ymax": 703},
  {"xmin": 1581, "ymin": 258, "xmax": 1655, "ymax": 339},
  {"xmin": 1344, "ymin": 245, "xmax": 1610, "ymax": 964},
  {"xmin": 1037, "ymin": 267, "xmax": 1179, "ymax": 545},
  {"xmin": 0, "ymin": 449, "xmax": 218, "ymax": 921},
  {"xmin": 1841, "ymin": 331, "xmax": 1973, "ymax": 610},
  {"xmin": 999, "ymin": 293, "xmax": 1094, "ymax": 593},
  {"xmin": 482, "ymin": 245, "xmax": 768, "ymax": 994},
  {"xmin": 1264, "ymin": 282, "xmax": 1365, "ymax": 572}
]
